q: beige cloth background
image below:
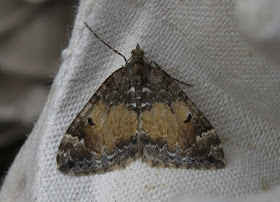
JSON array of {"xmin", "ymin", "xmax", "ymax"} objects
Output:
[{"xmin": 1, "ymin": 0, "xmax": 280, "ymax": 201}]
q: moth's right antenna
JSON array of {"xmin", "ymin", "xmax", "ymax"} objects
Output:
[{"xmin": 84, "ymin": 22, "xmax": 128, "ymax": 64}]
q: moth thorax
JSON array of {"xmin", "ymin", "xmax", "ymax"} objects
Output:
[{"xmin": 131, "ymin": 45, "xmax": 144, "ymax": 63}]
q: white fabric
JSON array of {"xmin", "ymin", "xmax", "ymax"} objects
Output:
[{"xmin": 1, "ymin": 0, "xmax": 280, "ymax": 201}]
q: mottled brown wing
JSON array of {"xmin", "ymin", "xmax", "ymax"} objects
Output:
[
  {"xmin": 140, "ymin": 64, "xmax": 225, "ymax": 169},
  {"xmin": 57, "ymin": 67, "xmax": 139, "ymax": 174}
]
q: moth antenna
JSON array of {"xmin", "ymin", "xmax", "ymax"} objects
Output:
[
  {"xmin": 84, "ymin": 22, "xmax": 128, "ymax": 64},
  {"xmin": 150, "ymin": 61, "xmax": 193, "ymax": 86}
]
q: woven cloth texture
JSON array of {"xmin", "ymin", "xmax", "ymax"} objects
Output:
[{"xmin": 1, "ymin": 0, "xmax": 280, "ymax": 201}]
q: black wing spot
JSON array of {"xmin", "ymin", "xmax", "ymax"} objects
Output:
[
  {"xmin": 184, "ymin": 114, "xmax": 192, "ymax": 123},
  {"xmin": 88, "ymin": 117, "xmax": 95, "ymax": 126}
]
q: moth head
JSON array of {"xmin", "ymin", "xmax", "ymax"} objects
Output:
[{"xmin": 131, "ymin": 44, "xmax": 145, "ymax": 62}]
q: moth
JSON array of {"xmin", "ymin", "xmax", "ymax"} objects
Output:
[{"xmin": 56, "ymin": 23, "xmax": 225, "ymax": 175}]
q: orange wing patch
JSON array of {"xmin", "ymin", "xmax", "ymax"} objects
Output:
[
  {"xmin": 141, "ymin": 100, "xmax": 224, "ymax": 168},
  {"xmin": 85, "ymin": 103, "xmax": 137, "ymax": 154},
  {"xmin": 142, "ymin": 101, "xmax": 195, "ymax": 150},
  {"xmin": 171, "ymin": 100, "xmax": 196, "ymax": 150},
  {"xmin": 57, "ymin": 102, "xmax": 139, "ymax": 174}
]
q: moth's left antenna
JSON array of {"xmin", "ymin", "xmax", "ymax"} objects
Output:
[{"xmin": 84, "ymin": 22, "xmax": 128, "ymax": 64}]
